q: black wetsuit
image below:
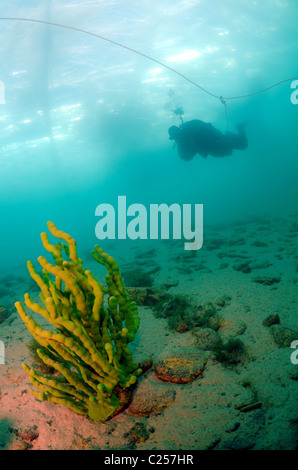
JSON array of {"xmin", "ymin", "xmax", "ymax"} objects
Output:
[{"xmin": 169, "ymin": 120, "xmax": 248, "ymax": 161}]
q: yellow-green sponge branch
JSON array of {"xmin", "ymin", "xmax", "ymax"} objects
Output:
[{"xmin": 16, "ymin": 222, "xmax": 141, "ymax": 422}]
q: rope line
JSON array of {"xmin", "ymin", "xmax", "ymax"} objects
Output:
[{"xmin": 0, "ymin": 17, "xmax": 297, "ymax": 104}]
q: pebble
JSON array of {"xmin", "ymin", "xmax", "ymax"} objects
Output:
[
  {"xmin": 252, "ymin": 276, "xmax": 280, "ymax": 286},
  {"xmin": 262, "ymin": 314, "xmax": 280, "ymax": 327},
  {"xmin": 270, "ymin": 325, "xmax": 297, "ymax": 348},
  {"xmin": 219, "ymin": 319, "xmax": 247, "ymax": 341},
  {"xmin": 193, "ymin": 327, "xmax": 221, "ymax": 351},
  {"xmin": 128, "ymin": 423, "xmax": 151, "ymax": 443},
  {"xmin": 155, "ymin": 356, "xmax": 206, "ymax": 384},
  {"xmin": 127, "ymin": 378, "xmax": 176, "ymax": 416}
]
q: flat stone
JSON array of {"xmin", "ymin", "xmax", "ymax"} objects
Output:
[
  {"xmin": 252, "ymin": 276, "xmax": 280, "ymax": 286},
  {"xmin": 262, "ymin": 314, "xmax": 280, "ymax": 327},
  {"xmin": 233, "ymin": 262, "xmax": 251, "ymax": 273},
  {"xmin": 109, "ymin": 387, "xmax": 134, "ymax": 419},
  {"xmin": 127, "ymin": 288, "xmax": 161, "ymax": 306},
  {"xmin": 0, "ymin": 306, "xmax": 12, "ymax": 324},
  {"xmin": 193, "ymin": 327, "xmax": 221, "ymax": 351},
  {"xmin": 127, "ymin": 378, "xmax": 176, "ymax": 416},
  {"xmin": 13, "ymin": 426, "xmax": 39, "ymax": 442},
  {"xmin": 155, "ymin": 356, "xmax": 206, "ymax": 384},
  {"xmin": 219, "ymin": 319, "xmax": 247, "ymax": 341},
  {"xmin": 270, "ymin": 325, "xmax": 297, "ymax": 348},
  {"xmin": 128, "ymin": 423, "xmax": 150, "ymax": 443}
]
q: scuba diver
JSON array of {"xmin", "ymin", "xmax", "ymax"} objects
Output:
[{"xmin": 168, "ymin": 119, "xmax": 248, "ymax": 161}]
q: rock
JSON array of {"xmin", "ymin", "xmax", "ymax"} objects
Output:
[
  {"xmin": 235, "ymin": 402, "xmax": 262, "ymax": 412},
  {"xmin": 219, "ymin": 319, "xmax": 247, "ymax": 341},
  {"xmin": 126, "ymin": 288, "xmax": 160, "ymax": 306},
  {"xmin": 10, "ymin": 438, "xmax": 33, "ymax": 450},
  {"xmin": 252, "ymin": 276, "xmax": 280, "ymax": 286},
  {"xmin": 0, "ymin": 307, "xmax": 12, "ymax": 324},
  {"xmin": 207, "ymin": 315, "xmax": 222, "ymax": 331},
  {"xmin": 127, "ymin": 378, "xmax": 176, "ymax": 416},
  {"xmin": 193, "ymin": 327, "xmax": 221, "ymax": 351},
  {"xmin": 138, "ymin": 358, "xmax": 153, "ymax": 373},
  {"xmin": 219, "ymin": 262, "xmax": 229, "ymax": 269},
  {"xmin": 194, "ymin": 301, "xmax": 218, "ymax": 327},
  {"xmin": 262, "ymin": 314, "xmax": 280, "ymax": 327},
  {"xmin": 110, "ymin": 387, "xmax": 134, "ymax": 418},
  {"xmin": 233, "ymin": 262, "xmax": 251, "ymax": 273},
  {"xmin": 14, "ymin": 426, "xmax": 39, "ymax": 442},
  {"xmin": 174, "ymin": 322, "xmax": 190, "ymax": 333},
  {"xmin": 128, "ymin": 423, "xmax": 150, "ymax": 443},
  {"xmin": 160, "ymin": 280, "xmax": 179, "ymax": 290},
  {"xmin": 155, "ymin": 356, "xmax": 206, "ymax": 384},
  {"xmin": 270, "ymin": 325, "xmax": 297, "ymax": 348},
  {"xmin": 251, "ymin": 240, "xmax": 268, "ymax": 247},
  {"xmin": 215, "ymin": 295, "xmax": 232, "ymax": 308}
]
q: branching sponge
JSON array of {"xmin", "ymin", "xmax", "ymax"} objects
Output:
[{"xmin": 15, "ymin": 221, "xmax": 141, "ymax": 422}]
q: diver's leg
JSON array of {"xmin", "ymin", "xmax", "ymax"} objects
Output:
[{"xmin": 222, "ymin": 126, "xmax": 247, "ymax": 151}]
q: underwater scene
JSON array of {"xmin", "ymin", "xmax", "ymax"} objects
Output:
[{"xmin": 0, "ymin": 0, "xmax": 297, "ymax": 452}]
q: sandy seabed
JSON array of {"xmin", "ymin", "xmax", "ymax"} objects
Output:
[{"xmin": 0, "ymin": 214, "xmax": 297, "ymax": 450}]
